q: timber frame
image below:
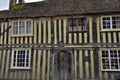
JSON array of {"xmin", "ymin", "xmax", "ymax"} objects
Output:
[{"xmin": 0, "ymin": 0, "xmax": 120, "ymax": 80}]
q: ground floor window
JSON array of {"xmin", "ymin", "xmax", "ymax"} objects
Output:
[
  {"xmin": 102, "ymin": 50, "xmax": 120, "ymax": 70},
  {"xmin": 11, "ymin": 49, "xmax": 31, "ymax": 69}
]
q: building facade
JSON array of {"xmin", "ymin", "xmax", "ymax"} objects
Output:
[{"xmin": 0, "ymin": 0, "xmax": 120, "ymax": 80}]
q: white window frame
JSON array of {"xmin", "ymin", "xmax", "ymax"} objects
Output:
[
  {"xmin": 101, "ymin": 16, "xmax": 120, "ymax": 30},
  {"xmin": 12, "ymin": 20, "xmax": 32, "ymax": 36},
  {"xmin": 11, "ymin": 49, "xmax": 31, "ymax": 69},
  {"xmin": 101, "ymin": 50, "xmax": 120, "ymax": 71}
]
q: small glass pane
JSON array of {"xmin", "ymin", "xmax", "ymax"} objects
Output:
[
  {"xmin": 19, "ymin": 21, "xmax": 25, "ymax": 34},
  {"xmin": 26, "ymin": 21, "xmax": 32, "ymax": 34},
  {"xmin": 13, "ymin": 22, "xmax": 19, "ymax": 35},
  {"xmin": 102, "ymin": 17, "xmax": 111, "ymax": 29},
  {"xmin": 112, "ymin": 16, "xmax": 120, "ymax": 29}
]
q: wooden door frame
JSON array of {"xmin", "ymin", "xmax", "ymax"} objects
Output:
[{"xmin": 51, "ymin": 49, "xmax": 75, "ymax": 80}]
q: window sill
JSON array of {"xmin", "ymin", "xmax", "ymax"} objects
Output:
[
  {"xmin": 101, "ymin": 69, "xmax": 120, "ymax": 71},
  {"xmin": 10, "ymin": 67, "xmax": 31, "ymax": 70},
  {"xmin": 101, "ymin": 29, "xmax": 120, "ymax": 32},
  {"xmin": 11, "ymin": 34, "xmax": 33, "ymax": 37}
]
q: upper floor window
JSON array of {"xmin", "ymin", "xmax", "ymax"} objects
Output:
[
  {"xmin": 11, "ymin": 49, "xmax": 31, "ymax": 69},
  {"xmin": 12, "ymin": 20, "xmax": 32, "ymax": 35},
  {"xmin": 68, "ymin": 18, "xmax": 87, "ymax": 32},
  {"xmin": 102, "ymin": 50, "xmax": 120, "ymax": 70},
  {"xmin": 101, "ymin": 16, "xmax": 120, "ymax": 30}
]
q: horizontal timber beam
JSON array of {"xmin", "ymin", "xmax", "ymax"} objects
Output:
[{"xmin": 0, "ymin": 43, "xmax": 120, "ymax": 47}]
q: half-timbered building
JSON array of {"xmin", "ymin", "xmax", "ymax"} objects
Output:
[{"xmin": 0, "ymin": 0, "xmax": 120, "ymax": 80}]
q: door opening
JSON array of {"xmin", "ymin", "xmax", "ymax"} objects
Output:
[{"xmin": 51, "ymin": 50, "xmax": 73, "ymax": 80}]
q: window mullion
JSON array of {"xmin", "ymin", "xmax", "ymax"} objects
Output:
[
  {"xmin": 110, "ymin": 16, "xmax": 112, "ymax": 29},
  {"xmin": 76, "ymin": 19, "xmax": 78, "ymax": 31},
  {"xmin": 18, "ymin": 21, "xmax": 19, "ymax": 35},
  {"xmin": 109, "ymin": 50, "xmax": 111, "ymax": 70},
  {"xmin": 25, "ymin": 50, "xmax": 27, "ymax": 67},
  {"xmin": 117, "ymin": 50, "xmax": 120, "ymax": 69},
  {"xmin": 29, "ymin": 50, "xmax": 31, "ymax": 67},
  {"xmin": 16, "ymin": 50, "xmax": 18, "ymax": 67},
  {"xmin": 101, "ymin": 17, "xmax": 103, "ymax": 30},
  {"xmin": 25, "ymin": 21, "xmax": 26, "ymax": 34}
]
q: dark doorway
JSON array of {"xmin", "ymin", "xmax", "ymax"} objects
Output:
[{"xmin": 51, "ymin": 51, "xmax": 73, "ymax": 80}]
